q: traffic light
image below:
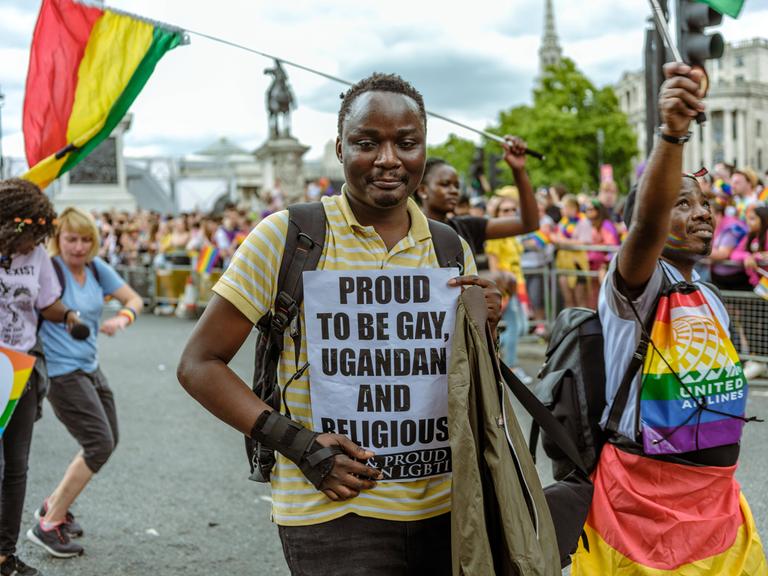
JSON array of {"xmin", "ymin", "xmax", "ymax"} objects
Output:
[
  {"xmin": 676, "ymin": 0, "xmax": 725, "ymax": 66},
  {"xmin": 488, "ymin": 153, "xmax": 502, "ymax": 192}
]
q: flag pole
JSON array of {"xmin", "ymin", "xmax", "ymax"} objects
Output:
[{"xmin": 79, "ymin": 1, "xmax": 545, "ymax": 160}]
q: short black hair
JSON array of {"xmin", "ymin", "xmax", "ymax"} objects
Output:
[
  {"xmin": 423, "ymin": 157, "xmax": 449, "ymax": 181},
  {"xmin": 337, "ymin": 73, "xmax": 426, "ymax": 137},
  {"xmin": 624, "ymin": 176, "xmax": 700, "ymax": 227}
]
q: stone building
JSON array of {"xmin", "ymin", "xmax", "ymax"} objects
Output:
[{"xmin": 616, "ymin": 38, "xmax": 768, "ymax": 175}]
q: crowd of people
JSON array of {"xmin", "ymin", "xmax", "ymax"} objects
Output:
[
  {"xmin": 82, "ymin": 152, "xmax": 768, "ymax": 385},
  {"xmin": 1, "ymin": 65, "xmax": 766, "ymax": 575}
]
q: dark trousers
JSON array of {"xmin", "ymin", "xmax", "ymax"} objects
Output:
[
  {"xmin": 0, "ymin": 384, "xmax": 38, "ymax": 556},
  {"xmin": 47, "ymin": 368, "xmax": 118, "ymax": 474},
  {"xmin": 278, "ymin": 513, "xmax": 451, "ymax": 576}
]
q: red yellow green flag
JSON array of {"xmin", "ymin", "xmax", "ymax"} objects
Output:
[
  {"xmin": 698, "ymin": 0, "xmax": 746, "ymax": 18},
  {"xmin": 22, "ymin": 0, "xmax": 184, "ymax": 189},
  {"xmin": 0, "ymin": 347, "xmax": 37, "ymax": 437}
]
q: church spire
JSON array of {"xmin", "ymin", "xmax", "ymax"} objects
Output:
[{"xmin": 539, "ymin": 0, "xmax": 562, "ymax": 74}]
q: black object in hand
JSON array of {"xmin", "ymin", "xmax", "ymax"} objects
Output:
[{"xmin": 70, "ymin": 323, "xmax": 91, "ymax": 340}]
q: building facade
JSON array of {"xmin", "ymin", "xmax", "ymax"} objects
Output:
[{"xmin": 616, "ymin": 38, "xmax": 768, "ymax": 175}]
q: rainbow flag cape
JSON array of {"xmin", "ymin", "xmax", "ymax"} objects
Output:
[
  {"xmin": 22, "ymin": 0, "xmax": 185, "ymax": 189},
  {"xmin": 0, "ymin": 347, "xmax": 37, "ymax": 437},
  {"xmin": 640, "ymin": 286, "xmax": 747, "ymax": 455},
  {"xmin": 572, "ymin": 444, "xmax": 767, "ymax": 575},
  {"xmin": 196, "ymin": 245, "xmax": 219, "ymax": 275}
]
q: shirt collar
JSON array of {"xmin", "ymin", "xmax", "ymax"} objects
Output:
[{"xmin": 336, "ymin": 185, "xmax": 431, "ymax": 242}]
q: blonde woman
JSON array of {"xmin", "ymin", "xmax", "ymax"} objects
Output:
[{"xmin": 27, "ymin": 207, "xmax": 143, "ymax": 559}]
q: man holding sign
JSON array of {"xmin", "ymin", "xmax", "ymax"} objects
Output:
[{"xmin": 178, "ymin": 73, "xmax": 507, "ymax": 574}]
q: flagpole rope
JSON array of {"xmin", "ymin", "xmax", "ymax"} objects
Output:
[{"xmin": 85, "ymin": 1, "xmax": 515, "ymax": 149}]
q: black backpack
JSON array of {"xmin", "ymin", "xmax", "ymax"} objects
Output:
[
  {"xmin": 245, "ymin": 202, "xmax": 466, "ymax": 482},
  {"xmin": 530, "ymin": 275, "xmax": 731, "ymax": 481}
]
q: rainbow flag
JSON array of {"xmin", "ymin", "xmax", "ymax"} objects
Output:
[
  {"xmin": 196, "ymin": 245, "xmax": 219, "ymax": 275},
  {"xmin": 524, "ymin": 230, "xmax": 550, "ymax": 249},
  {"xmin": 22, "ymin": 0, "xmax": 184, "ymax": 189},
  {"xmin": 234, "ymin": 231, "xmax": 248, "ymax": 248},
  {"xmin": 572, "ymin": 444, "xmax": 767, "ymax": 575},
  {"xmin": 754, "ymin": 273, "xmax": 768, "ymax": 300},
  {"xmin": 640, "ymin": 287, "xmax": 747, "ymax": 455},
  {"xmin": 0, "ymin": 347, "xmax": 37, "ymax": 437},
  {"xmin": 558, "ymin": 215, "xmax": 585, "ymax": 239}
]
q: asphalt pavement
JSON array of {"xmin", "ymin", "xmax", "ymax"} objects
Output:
[{"xmin": 17, "ymin": 314, "xmax": 768, "ymax": 575}]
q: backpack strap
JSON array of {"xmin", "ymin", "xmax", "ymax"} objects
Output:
[
  {"xmin": 605, "ymin": 268, "xmax": 672, "ymax": 435},
  {"xmin": 428, "ymin": 219, "xmax": 465, "ymax": 274},
  {"xmin": 273, "ymin": 203, "xmax": 327, "ymax": 370},
  {"xmin": 500, "ymin": 361, "xmax": 588, "ymax": 476},
  {"xmin": 88, "ymin": 260, "xmax": 100, "ymax": 286},
  {"xmin": 52, "ymin": 258, "xmax": 66, "ymax": 297},
  {"xmin": 52, "ymin": 258, "xmax": 101, "ymax": 297}
]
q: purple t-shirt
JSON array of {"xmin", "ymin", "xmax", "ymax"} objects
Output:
[{"xmin": 0, "ymin": 245, "xmax": 61, "ymax": 353}]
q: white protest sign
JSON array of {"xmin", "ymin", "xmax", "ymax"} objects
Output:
[{"xmin": 304, "ymin": 268, "xmax": 460, "ymax": 481}]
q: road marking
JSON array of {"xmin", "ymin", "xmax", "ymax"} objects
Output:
[
  {"xmin": 751, "ymin": 389, "xmax": 768, "ymax": 397},
  {"xmin": 256, "ymin": 495, "xmax": 273, "ymax": 504}
]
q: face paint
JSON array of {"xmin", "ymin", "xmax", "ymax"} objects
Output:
[{"xmin": 664, "ymin": 233, "xmax": 697, "ymax": 253}]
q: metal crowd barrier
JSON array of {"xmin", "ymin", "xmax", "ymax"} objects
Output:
[
  {"xmin": 545, "ymin": 245, "xmax": 768, "ymax": 364},
  {"xmin": 113, "ymin": 244, "xmax": 768, "ymax": 365},
  {"xmin": 114, "ymin": 264, "xmax": 223, "ymax": 313}
]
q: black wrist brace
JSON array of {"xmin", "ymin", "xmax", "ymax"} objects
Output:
[{"xmin": 250, "ymin": 410, "xmax": 342, "ymax": 489}]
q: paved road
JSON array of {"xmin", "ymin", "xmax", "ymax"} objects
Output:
[{"xmin": 18, "ymin": 315, "xmax": 768, "ymax": 575}]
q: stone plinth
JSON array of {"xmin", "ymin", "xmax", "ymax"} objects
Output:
[
  {"xmin": 54, "ymin": 115, "xmax": 137, "ymax": 213},
  {"xmin": 254, "ymin": 136, "xmax": 310, "ymax": 205}
]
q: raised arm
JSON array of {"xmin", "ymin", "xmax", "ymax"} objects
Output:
[
  {"xmin": 485, "ymin": 136, "xmax": 539, "ymax": 239},
  {"xmin": 618, "ymin": 63, "xmax": 704, "ymax": 291}
]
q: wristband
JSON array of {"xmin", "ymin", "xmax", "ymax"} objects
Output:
[
  {"xmin": 117, "ymin": 307, "xmax": 136, "ymax": 325},
  {"xmin": 657, "ymin": 128, "xmax": 691, "ymax": 145},
  {"xmin": 63, "ymin": 309, "xmax": 80, "ymax": 323},
  {"xmin": 250, "ymin": 410, "xmax": 342, "ymax": 488}
]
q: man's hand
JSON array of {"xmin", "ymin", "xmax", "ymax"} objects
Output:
[
  {"xmin": 448, "ymin": 275, "xmax": 503, "ymax": 332},
  {"xmin": 315, "ymin": 434, "xmax": 382, "ymax": 501},
  {"xmin": 502, "ymin": 136, "xmax": 527, "ymax": 171},
  {"xmin": 659, "ymin": 63, "xmax": 705, "ymax": 136}
]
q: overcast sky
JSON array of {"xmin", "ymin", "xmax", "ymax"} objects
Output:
[{"xmin": 1, "ymin": 0, "xmax": 766, "ymax": 165}]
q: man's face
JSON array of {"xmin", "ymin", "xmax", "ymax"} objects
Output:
[
  {"xmin": 598, "ymin": 186, "xmax": 617, "ymax": 209},
  {"xmin": 731, "ymin": 173, "xmax": 751, "ymax": 197},
  {"xmin": 663, "ymin": 179, "xmax": 715, "ymax": 260},
  {"xmin": 336, "ymin": 91, "xmax": 426, "ymax": 210}
]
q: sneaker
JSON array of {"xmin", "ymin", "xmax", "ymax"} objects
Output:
[
  {"xmin": 0, "ymin": 555, "xmax": 42, "ymax": 576},
  {"xmin": 26, "ymin": 523, "xmax": 83, "ymax": 558},
  {"xmin": 744, "ymin": 361, "xmax": 767, "ymax": 381},
  {"xmin": 34, "ymin": 501, "xmax": 83, "ymax": 538}
]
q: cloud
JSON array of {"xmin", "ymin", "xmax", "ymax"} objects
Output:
[
  {"xmin": 304, "ymin": 46, "xmax": 536, "ymax": 120},
  {"xmin": 1, "ymin": 0, "xmax": 766, "ymax": 163}
]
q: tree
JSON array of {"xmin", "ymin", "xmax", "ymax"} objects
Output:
[
  {"xmin": 427, "ymin": 133, "xmax": 477, "ymax": 180},
  {"xmin": 429, "ymin": 58, "xmax": 638, "ymax": 195}
]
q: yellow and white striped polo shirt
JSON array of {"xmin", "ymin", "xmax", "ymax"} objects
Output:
[{"xmin": 213, "ymin": 190, "xmax": 476, "ymax": 526}]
